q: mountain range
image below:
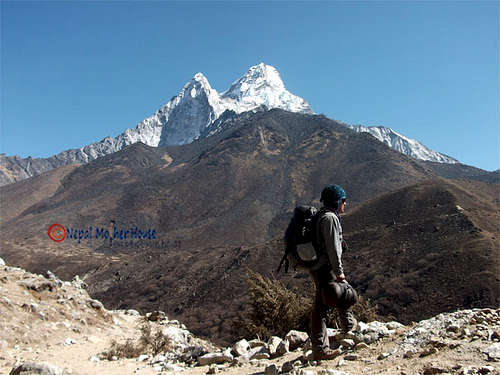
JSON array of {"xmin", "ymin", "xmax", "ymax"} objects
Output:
[
  {"xmin": 1, "ymin": 108, "xmax": 498, "ymax": 344},
  {"xmin": 0, "ymin": 63, "xmax": 465, "ymax": 186}
]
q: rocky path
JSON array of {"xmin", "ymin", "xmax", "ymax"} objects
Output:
[{"xmin": 1, "ymin": 258, "xmax": 498, "ymax": 375}]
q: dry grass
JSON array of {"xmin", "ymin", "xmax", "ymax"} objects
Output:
[
  {"xmin": 236, "ymin": 269, "xmax": 382, "ymax": 340},
  {"xmin": 102, "ymin": 321, "xmax": 172, "ymax": 360}
]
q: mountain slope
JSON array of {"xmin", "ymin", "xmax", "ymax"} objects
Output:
[{"xmin": 1, "ymin": 109, "xmax": 498, "ymax": 344}]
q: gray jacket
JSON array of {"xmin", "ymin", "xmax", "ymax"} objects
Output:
[{"xmin": 311, "ymin": 209, "xmax": 344, "ymax": 276}]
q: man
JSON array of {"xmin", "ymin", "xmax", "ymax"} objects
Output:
[{"xmin": 309, "ymin": 184, "xmax": 358, "ymax": 360}]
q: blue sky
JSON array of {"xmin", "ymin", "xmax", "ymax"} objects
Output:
[{"xmin": 1, "ymin": 1, "xmax": 499, "ymax": 171}]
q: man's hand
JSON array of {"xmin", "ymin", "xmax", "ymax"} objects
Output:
[{"xmin": 336, "ymin": 273, "xmax": 346, "ymax": 282}]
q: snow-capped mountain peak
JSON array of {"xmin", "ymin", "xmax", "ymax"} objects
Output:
[
  {"xmin": 0, "ymin": 63, "xmax": 462, "ymax": 186},
  {"xmin": 348, "ymin": 124, "xmax": 459, "ymax": 164},
  {"xmin": 220, "ymin": 63, "xmax": 313, "ymax": 115},
  {"xmin": 223, "ymin": 63, "xmax": 285, "ymax": 99},
  {"xmin": 153, "ymin": 63, "xmax": 313, "ymax": 146}
]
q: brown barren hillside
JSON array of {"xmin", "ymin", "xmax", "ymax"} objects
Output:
[
  {"xmin": 78, "ymin": 180, "xmax": 499, "ymax": 344},
  {"xmin": 0, "ymin": 110, "xmax": 498, "ymax": 344}
]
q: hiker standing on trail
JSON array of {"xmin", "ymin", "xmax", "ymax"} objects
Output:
[{"xmin": 309, "ymin": 184, "xmax": 358, "ymax": 360}]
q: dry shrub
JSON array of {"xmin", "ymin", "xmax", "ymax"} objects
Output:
[
  {"xmin": 102, "ymin": 321, "xmax": 172, "ymax": 359},
  {"xmin": 236, "ymin": 270, "xmax": 382, "ymax": 340},
  {"xmin": 105, "ymin": 338, "xmax": 143, "ymax": 360},
  {"xmin": 235, "ymin": 269, "xmax": 312, "ymax": 340}
]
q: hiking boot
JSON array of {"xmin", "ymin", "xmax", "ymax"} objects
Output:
[
  {"xmin": 338, "ymin": 308, "xmax": 357, "ymax": 333},
  {"xmin": 312, "ymin": 348, "xmax": 341, "ymax": 361}
]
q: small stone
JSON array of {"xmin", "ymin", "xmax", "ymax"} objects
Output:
[
  {"xmin": 461, "ymin": 328, "xmax": 471, "ymax": 337},
  {"xmin": 447, "ymin": 324, "xmax": 460, "ymax": 333},
  {"xmin": 377, "ymin": 352, "xmax": 390, "ymax": 360},
  {"xmin": 267, "ymin": 336, "xmax": 282, "ymax": 356},
  {"xmin": 423, "ymin": 365, "xmax": 447, "ymax": 375},
  {"xmin": 252, "ymin": 352, "xmax": 270, "ymax": 360},
  {"xmin": 355, "ymin": 342, "xmax": 369, "ymax": 350},
  {"xmin": 88, "ymin": 299, "xmax": 104, "ymax": 310},
  {"xmin": 0, "ymin": 257, "xmax": 5, "ymax": 266},
  {"xmin": 419, "ymin": 347, "xmax": 439, "ymax": 357},
  {"xmin": 281, "ymin": 360, "xmax": 294, "ymax": 373},
  {"xmin": 403, "ymin": 349, "xmax": 416, "ymax": 359},
  {"xmin": 198, "ymin": 351, "xmax": 233, "ymax": 366},
  {"xmin": 265, "ymin": 364, "xmax": 279, "ymax": 375},
  {"xmin": 344, "ymin": 354, "xmax": 360, "ymax": 361},
  {"xmin": 478, "ymin": 365, "xmax": 495, "ymax": 374},
  {"xmin": 146, "ymin": 311, "xmax": 166, "ymax": 322},
  {"xmin": 483, "ymin": 343, "xmax": 500, "ymax": 361},
  {"xmin": 299, "ymin": 370, "xmax": 315, "ymax": 375},
  {"xmin": 64, "ymin": 338, "xmax": 76, "ymax": 345},
  {"xmin": 340, "ymin": 339, "xmax": 355, "ymax": 348},
  {"xmin": 207, "ymin": 364, "xmax": 219, "ymax": 374},
  {"xmin": 125, "ymin": 309, "xmax": 141, "ymax": 316},
  {"xmin": 233, "ymin": 338, "xmax": 251, "ymax": 356},
  {"xmin": 276, "ymin": 339, "xmax": 289, "ymax": 356},
  {"xmin": 386, "ymin": 321, "xmax": 404, "ymax": 330},
  {"xmin": 319, "ymin": 370, "xmax": 351, "ymax": 375},
  {"xmin": 137, "ymin": 354, "xmax": 149, "ymax": 362},
  {"xmin": 89, "ymin": 355, "xmax": 100, "ymax": 362},
  {"xmin": 285, "ymin": 330, "xmax": 309, "ymax": 351}
]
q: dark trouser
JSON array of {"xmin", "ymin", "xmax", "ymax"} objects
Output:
[{"xmin": 309, "ymin": 265, "xmax": 350, "ymax": 351}]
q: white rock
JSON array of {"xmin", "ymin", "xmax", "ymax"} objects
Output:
[
  {"xmin": 276, "ymin": 339, "xmax": 289, "ymax": 356},
  {"xmin": 0, "ymin": 257, "xmax": 5, "ymax": 266},
  {"xmin": 64, "ymin": 338, "xmax": 76, "ymax": 345},
  {"xmin": 233, "ymin": 338, "xmax": 251, "ymax": 356},
  {"xmin": 198, "ymin": 351, "xmax": 233, "ymax": 366},
  {"xmin": 163, "ymin": 363, "xmax": 184, "ymax": 372},
  {"xmin": 161, "ymin": 325, "xmax": 190, "ymax": 347},
  {"xmin": 137, "ymin": 354, "xmax": 149, "ymax": 362},
  {"xmin": 484, "ymin": 343, "xmax": 500, "ymax": 361},
  {"xmin": 267, "ymin": 336, "xmax": 282, "ymax": 356},
  {"xmin": 125, "ymin": 309, "xmax": 141, "ymax": 316},
  {"xmin": 89, "ymin": 356, "xmax": 100, "ymax": 362},
  {"xmin": 386, "ymin": 321, "xmax": 404, "ymax": 330},
  {"xmin": 356, "ymin": 321, "xmax": 369, "ymax": 333},
  {"xmin": 9, "ymin": 362, "xmax": 65, "ymax": 375},
  {"xmin": 152, "ymin": 354, "xmax": 167, "ymax": 363},
  {"xmin": 319, "ymin": 370, "xmax": 351, "ymax": 375},
  {"xmin": 285, "ymin": 330, "xmax": 309, "ymax": 350}
]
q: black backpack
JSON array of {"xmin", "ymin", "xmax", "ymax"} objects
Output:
[{"xmin": 277, "ymin": 205, "xmax": 323, "ymax": 273}]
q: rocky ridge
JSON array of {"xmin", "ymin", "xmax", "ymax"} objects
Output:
[{"xmin": 1, "ymin": 257, "xmax": 499, "ymax": 375}]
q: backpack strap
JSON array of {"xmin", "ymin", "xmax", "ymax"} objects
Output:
[
  {"xmin": 312, "ymin": 209, "xmax": 329, "ymax": 254},
  {"xmin": 276, "ymin": 253, "xmax": 289, "ymax": 273}
]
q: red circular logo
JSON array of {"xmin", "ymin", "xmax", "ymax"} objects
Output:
[{"xmin": 48, "ymin": 224, "xmax": 66, "ymax": 242}]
